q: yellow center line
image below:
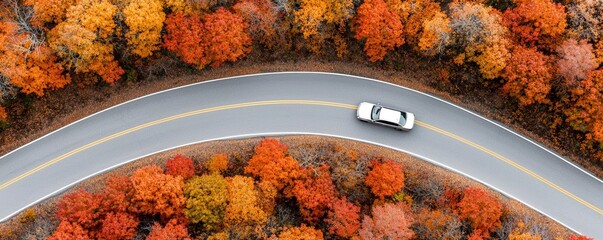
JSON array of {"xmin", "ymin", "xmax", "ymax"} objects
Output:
[
  {"xmin": 0, "ymin": 100, "xmax": 356, "ymax": 190},
  {"xmin": 1, "ymin": 100, "xmax": 601, "ymax": 217},
  {"xmin": 416, "ymin": 121, "xmax": 603, "ymax": 215}
]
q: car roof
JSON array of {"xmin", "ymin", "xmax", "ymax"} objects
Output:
[{"xmin": 378, "ymin": 107, "xmax": 401, "ymax": 124}]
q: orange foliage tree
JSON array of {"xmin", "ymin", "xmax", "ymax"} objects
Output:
[
  {"xmin": 100, "ymin": 175, "xmax": 135, "ymax": 214},
  {"xmin": 292, "ymin": 165, "xmax": 337, "ymax": 223},
  {"xmin": 449, "ymin": 2, "xmax": 509, "ymax": 79},
  {"xmin": 56, "ymin": 189, "xmax": 103, "ymax": 229},
  {"xmin": 458, "ymin": 187, "xmax": 503, "ymax": 238},
  {"xmin": 96, "ymin": 212, "xmax": 138, "ymax": 240},
  {"xmin": 564, "ymin": 70, "xmax": 603, "ymax": 143},
  {"xmin": 278, "ymin": 224, "xmax": 324, "ymax": 240},
  {"xmin": 48, "ymin": 0, "xmax": 124, "ymax": 84},
  {"xmin": 0, "ymin": 18, "xmax": 70, "ymax": 96},
  {"xmin": 206, "ymin": 153, "xmax": 228, "ymax": 173},
  {"xmin": 556, "ymin": 39, "xmax": 597, "ymax": 85},
  {"xmin": 224, "ymin": 175, "xmax": 268, "ymax": 238},
  {"xmin": 365, "ymin": 158, "xmax": 405, "ymax": 199},
  {"xmin": 147, "ymin": 219, "xmax": 191, "ymax": 240},
  {"xmin": 122, "ymin": 0, "xmax": 165, "ymax": 58},
  {"xmin": 166, "ymin": 154, "xmax": 195, "ymax": 180},
  {"xmin": 183, "ymin": 173, "xmax": 227, "ymax": 230},
  {"xmin": 201, "ymin": 8, "xmax": 252, "ymax": 68},
  {"xmin": 502, "ymin": 0, "xmax": 566, "ymax": 47},
  {"xmin": 354, "ymin": 0, "xmax": 404, "ymax": 62},
  {"xmin": 0, "ymin": 106, "xmax": 7, "ymax": 122},
  {"xmin": 163, "ymin": 13, "xmax": 205, "ymax": 67},
  {"xmin": 244, "ymin": 138, "xmax": 303, "ymax": 191},
  {"xmin": 502, "ymin": 46, "xmax": 553, "ymax": 106},
  {"xmin": 130, "ymin": 165, "xmax": 185, "ymax": 218},
  {"xmin": 507, "ymin": 221, "xmax": 542, "ymax": 240},
  {"xmin": 48, "ymin": 221, "xmax": 89, "ymax": 240},
  {"xmin": 413, "ymin": 208, "xmax": 462, "ymax": 240},
  {"xmin": 326, "ymin": 197, "xmax": 360, "ymax": 238},
  {"xmin": 419, "ymin": 10, "xmax": 452, "ymax": 56},
  {"xmin": 400, "ymin": 0, "xmax": 441, "ymax": 48},
  {"xmin": 359, "ymin": 202, "xmax": 414, "ymax": 240},
  {"xmin": 24, "ymin": 0, "xmax": 78, "ymax": 27}
]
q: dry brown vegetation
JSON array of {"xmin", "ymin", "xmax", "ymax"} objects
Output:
[{"xmin": 0, "ymin": 136, "xmax": 573, "ymax": 239}]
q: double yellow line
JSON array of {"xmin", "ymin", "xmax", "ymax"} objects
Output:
[{"xmin": 0, "ymin": 99, "xmax": 601, "ymax": 216}]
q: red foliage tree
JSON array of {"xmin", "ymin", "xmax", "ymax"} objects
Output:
[
  {"xmin": 556, "ymin": 39, "xmax": 597, "ymax": 85},
  {"xmin": 166, "ymin": 154, "xmax": 195, "ymax": 180},
  {"xmin": 96, "ymin": 212, "xmax": 138, "ymax": 240},
  {"xmin": 202, "ymin": 8, "xmax": 252, "ymax": 68},
  {"xmin": 567, "ymin": 235, "xmax": 594, "ymax": 240},
  {"xmin": 292, "ymin": 165, "xmax": 337, "ymax": 223},
  {"xmin": 503, "ymin": 0, "xmax": 567, "ymax": 47},
  {"xmin": 163, "ymin": 13, "xmax": 206, "ymax": 67},
  {"xmin": 56, "ymin": 189, "xmax": 103, "ymax": 229},
  {"xmin": 354, "ymin": 0, "xmax": 404, "ymax": 62},
  {"xmin": 48, "ymin": 221, "xmax": 89, "ymax": 240},
  {"xmin": 130, "ymin": 165, "xmax": 186, "ymax": 218},
  {"xmin": 233, "ymin": 0, "xmax": 279, "ymax": 49},
  {"xmin": 100, "ymin": 175, "xmax": 135, "ymax": 214},
  {"xmin": 147, "ymin": 219, "xmax": 191, "ymax": 240},
  {"xmin": 244, "ymin": 138, "xmax": 302, "ymax": 191},
  {"xmin": 458, "ymin": 187, "xmax": 503, "ymax": 238},
  {"xmin": 326, "ymin": 197, "xmax": 360, "ymax": 238},
  {"xmin": 502, "ymin": 46, "xmax": 553, "ymax": 106},
  {"xmin": 359, "ymin": 202, "xmax": 414, "ymax": 240},
  {"xmin": 365, "ymin": 158, "xmax": 405, "ymax": 199}
]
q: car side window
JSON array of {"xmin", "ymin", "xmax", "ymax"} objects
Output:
[{"xmin": 377, "ymin": 120, "xmax": 398, "ymax": 126}]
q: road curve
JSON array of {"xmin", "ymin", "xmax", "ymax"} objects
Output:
[{"xmin": 0, "ymin": 72, "xmax": 601, "ymax": 237}]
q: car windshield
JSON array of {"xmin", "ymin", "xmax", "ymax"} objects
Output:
[
  {"xmin": 399, "ymin": 112, "xmax": 407, "ymax": 125},
  {"xmin": 371, "ymin": 106, "xmax": 380, "ymax": 120}
]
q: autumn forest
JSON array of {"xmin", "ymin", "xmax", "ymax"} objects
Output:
[
  {"xmin": 2, "ymin": 138, "xmax": 592, "ymax": 239},
  {"xmin": 0, "ymin": 0, "xmax": 603, "ymax": 239}
]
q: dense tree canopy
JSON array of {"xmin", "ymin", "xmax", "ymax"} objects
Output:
[
  {"xmin": 458, "ymin": 188, "xmax": 503, "ymax": 238},
  {"xmin": 502, "ymin": 46, "xmax": 553, "ymax": 106},
  {"xmin": 130, "ymin": 165, "xmax": 185, "ymax": 218},
  {"xmin": 183, "ymin": 173, "xmax": 227, "ymax": 230},
  {"xmin": 354, "ymin": 0, "xmax": 404, "ymax": 62}
]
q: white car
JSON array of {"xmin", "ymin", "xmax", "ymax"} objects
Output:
[{"xmin": 356, "ymin": 102, "xmax": 415, "ymax": 131}]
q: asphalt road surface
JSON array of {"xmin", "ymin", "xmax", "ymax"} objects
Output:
[{"xmin": 0, "ymin": 72, "xmax": 601, "ymax": 237}]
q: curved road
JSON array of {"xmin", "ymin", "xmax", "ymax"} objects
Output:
[{"xmin": 0, "ymin": 72, "xmax": 601, "ymax": 237}]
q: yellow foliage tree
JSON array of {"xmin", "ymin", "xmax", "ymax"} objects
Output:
[
  {"xmin": 123, "ymin": 0, "xmax": 165, "ymax": 58},
  {"xmin": 294, "ymin": 0, "xmax": 353, "ymax": 54},
  {"xmin": 48, "ymin": 0, "xmax": 124, "ymax": 84},
  {"xmin": 224, "ymin": 176, "xmax": 268, "ymax": 238},
  {"xmin": 184, "ymin": 173, "xmax": 227, "ymax": 231}
]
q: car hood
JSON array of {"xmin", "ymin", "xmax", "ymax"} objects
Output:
[
  {"xmin": 403, "ymin": 112, "xmax": 415, "ymax": 129},
  {"xmin": 357, "ymin": 102, "xmax": 374, "ymax": 120}
]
